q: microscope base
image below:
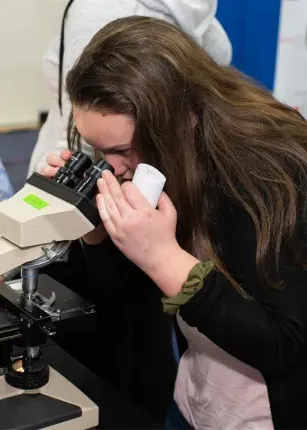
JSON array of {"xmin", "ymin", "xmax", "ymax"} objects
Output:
[{"xmin": 0, "ymin": 366, "xmax": 99, "ymax": 429}]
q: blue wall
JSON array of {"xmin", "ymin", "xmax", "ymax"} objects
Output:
[{"xmin": 216, "ymin": 0, "xmax": 281, "ymax": 90}]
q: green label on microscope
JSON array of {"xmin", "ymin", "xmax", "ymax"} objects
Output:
[{"xmin": 23, "ymin": 194, "xmax": 49, "ymax": 210}]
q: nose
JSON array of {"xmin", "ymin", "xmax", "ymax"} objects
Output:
[{"xmin": 104, "ymin": 155, "xmax": 127, "ymax": 177}]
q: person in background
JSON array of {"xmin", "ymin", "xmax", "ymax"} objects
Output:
[
  {"xmin": 27, "ymin": 0, "xmax": 232, "ymax": 176},
  {"xmin": 0, "ymin": 158, "xmax": 14, "ymax": 284},
  {"xmin": 0, "ymin": 157, "xmax": 13, "ymax": 284},
  {"xmin": 43, "ymin": 16, "xmax": 307, "ymax": 430},
  {"xmin": 0, "ymin": 157, "xmax": 13, "ymax": 201}
]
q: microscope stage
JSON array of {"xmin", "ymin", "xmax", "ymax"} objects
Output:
[{"xmin": 0, "ymin": 274, "xmax": 96, "ymax": 338}]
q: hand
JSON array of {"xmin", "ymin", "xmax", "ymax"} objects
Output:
[
  {"xmin": 0, "ymin": 275, "xmax": 4, "ymax": 284},
  {"xmin": 97, "ymin": 170, "xmax": 177, "ymax": 271},
  {"xmin": 40, "ymin": 149, "xmax": 72, "ymax": 178},
  {"xmin": 96, "ymin": 171, "xmax": 200, "ymax": 296}
]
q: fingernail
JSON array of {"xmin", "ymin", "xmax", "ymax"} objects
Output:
[
  {"xmin": 97, "ymin": 178, "xmax": 104, "ymax": 190},
  {"xmin": 102, "ymin": 170, "xmax": 111, "ymax": 178}
]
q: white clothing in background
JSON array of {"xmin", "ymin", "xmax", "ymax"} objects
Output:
[{"xmin": 27, "ymin": 0, "xmax": 232, "ymax": 175}]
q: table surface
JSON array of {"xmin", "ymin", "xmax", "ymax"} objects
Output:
[{"xmin": 41, "ymin": 341, "xmax": 164, "ymax": 429}]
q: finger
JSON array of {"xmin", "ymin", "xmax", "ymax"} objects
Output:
[
  {"xmin": 46, "ymin": 152, "xmax": 67, "ymax": 168},
  {"xmin": 96, "ymin": 194, "xmax": 116, "ymax": 236},
  {"xmin": 99, "ymin": 177, "xmax": 122, "ymax": 223},
  {"xmin": 60, "ymin": 149, "xmax": 72, "ymax": 160},
  {"xmin": 157, "ymin": 192, "xmax": 176, "ymax": 217},
  {"xmin": 121, "ymin": 181, "xmax": 153, "ymax": 210},
  {"xmin": 99, "ymin": 172, "xmax": 133, "ymax": 214},
  {"xmin": 40, "ymin": 165, "xmax": 59, "ymax": 178},
  {"xmin": 96, "ymin": 194, "xmax": 109, "ymax": 221},
  {"xmin": 97, "ymin": 178, "xmax": 105, "ymax": 192}
]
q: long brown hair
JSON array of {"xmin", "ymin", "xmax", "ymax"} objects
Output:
[{"xmin": 66, "ymin": 16, "xmax": 307, "ymax": 289}]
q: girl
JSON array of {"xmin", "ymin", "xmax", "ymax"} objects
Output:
[{"xmin": 44, "ymin": 16, "xmax": 307, "ymax": 429}]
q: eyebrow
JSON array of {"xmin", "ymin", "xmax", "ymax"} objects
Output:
[
  {"xmin": 103, "ymin": 144, "xmax": 131, "ymax": 153},
  {"xmin": 83, "ymin": 138, "xmax": 131, "ymax": 153}
]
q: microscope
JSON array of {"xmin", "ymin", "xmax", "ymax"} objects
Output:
[
  {"xmin": 0, "ymin": 150, "xmax": 166, "ymax": 429},
  {"xmin": 0, "ymin": 152, "xmax": 115, "ymax": 429}
]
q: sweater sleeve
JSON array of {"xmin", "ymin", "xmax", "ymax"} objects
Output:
[{"xmin": 178, "ymin": 205, "xmax": 307, "ymax": 377}]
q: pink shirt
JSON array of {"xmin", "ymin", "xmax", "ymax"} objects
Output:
[{"xmin": 174, "ymin": 314, "xmax": 274, "ymax": 429}]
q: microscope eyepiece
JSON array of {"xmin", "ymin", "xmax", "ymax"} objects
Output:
[
  {"xmin": 54, "ymin": 151, "xmax": 92, "ymax": 188},
  {"xmin": 75, "ymin": 159, "xmax": 115, "ymax": 200}
]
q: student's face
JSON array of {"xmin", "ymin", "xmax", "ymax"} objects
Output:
[{"xmin": 73, "ymin": 106, "xmax": 140, "ymax": 180}]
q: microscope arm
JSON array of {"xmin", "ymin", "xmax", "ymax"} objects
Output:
[{"xmin": 0, "ymin": 237, "xmax": 53, "ymax": 276}]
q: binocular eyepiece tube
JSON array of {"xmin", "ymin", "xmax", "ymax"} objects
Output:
[
  {"xmin": 54, "ymin": 152, "xmax": 92, "ymax": 188},
  {"xmin": 54, "ymin": 151, "xmax": 114, "ymax": 200},
  {"xmin": 75, "ymin": 159, "xmax": 115, "ymax": 200}
]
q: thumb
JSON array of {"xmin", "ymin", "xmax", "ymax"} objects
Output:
[{"xmin": 157, "ymin": 192, "xmax": 176, "ymax": 217}]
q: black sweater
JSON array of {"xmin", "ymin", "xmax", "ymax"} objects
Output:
[{"xmin": 44, "ymin": 198, "xmax": 307, "ymax": 429}]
